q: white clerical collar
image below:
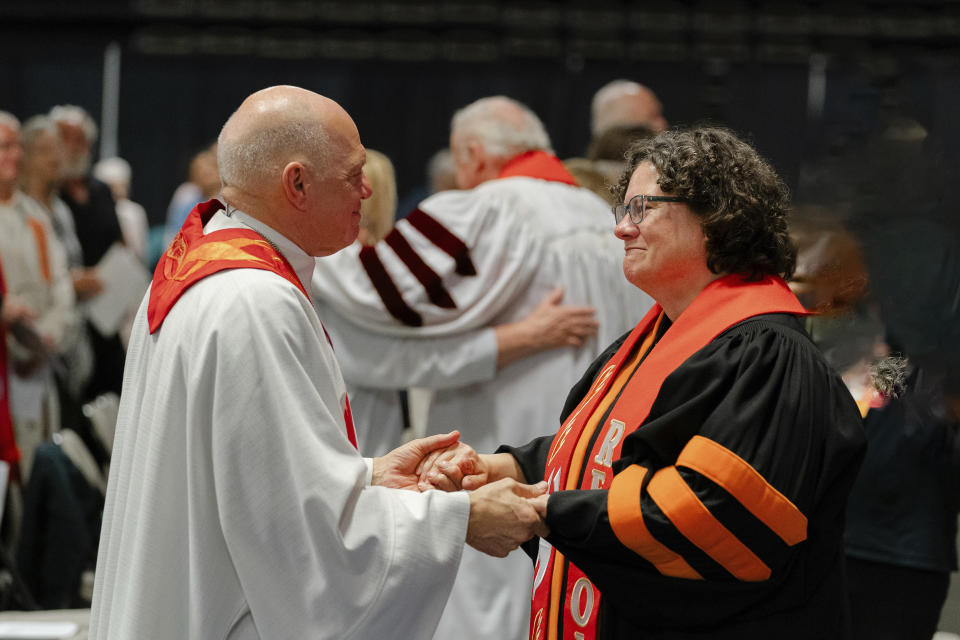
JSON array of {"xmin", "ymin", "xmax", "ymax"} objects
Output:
[{"xmin": 205, "ymin": 206, "xmax": 315, "ymax": 301}]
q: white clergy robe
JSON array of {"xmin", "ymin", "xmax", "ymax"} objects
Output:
[
  {"xmin": 313, "ymin": 176, "xmax": 654, "ymax": 640},
  {"xmin": 90, "ymin": 210, "xmax": 470, "ymax": 640}
]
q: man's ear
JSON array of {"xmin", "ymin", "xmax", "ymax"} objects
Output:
[
  {"xmin": 466, "ymin": 140, "xmax": 485, "ymax": 174},
  {"xmin": 282, "ymin": 162, "xmax": 308, "ymax": 210}
]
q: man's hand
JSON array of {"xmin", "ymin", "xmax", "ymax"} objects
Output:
[
  {"xmin": 372, "ymin": 431, "xmax": 460, "ymax": 491},
  {"xmin": 466, "ymin": 478, "xmax": 550, "ymax": 558},
  {"xmin": 525, "ymin": 286, "xmax": 599, "ymax": 349},
  {"xmin": 495, "ymin": 286, "xmax": 598, "ymax": 368}
]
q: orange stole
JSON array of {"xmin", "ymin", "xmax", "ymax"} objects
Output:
[
  {"xmin": 147, "ymin": 199, "xmax": 308, "ymax": 333},
  {"xmin": 146, "ymin": 200, "xmax": 359, "ymax": 450},
  {"xmin": 530, "ymin": 275, "xmax": 808, "ymax": 640}
]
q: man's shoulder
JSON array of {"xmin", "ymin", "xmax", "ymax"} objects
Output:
[
  {"xmin": 0, "ymin": 192, "xmax": 44, "ymax": 226},
  {"xmin": 420, "ymin": 178, "xmax": 609, "ymax": 227},
  {"xmin": 170, "ymin": 267, "xmax": 313, "ymax": 330}
]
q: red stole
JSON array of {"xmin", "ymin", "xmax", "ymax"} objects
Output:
[
  {"xmin": 530, "ymin": 274, "xmax": 808, "ymax": 640},
  {"xmin": 497, "ymin": 150, "xmax": 578, "ymax": 186},
  {"xmin": 148, "ymin": 199, "xmax": 358, "ymax": 449}
]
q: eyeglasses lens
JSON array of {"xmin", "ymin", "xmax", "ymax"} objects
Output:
[{"xmin": 629, "ymin": 196, "xmax": 644, "ymax": 224}]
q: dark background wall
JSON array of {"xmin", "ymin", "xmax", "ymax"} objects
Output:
[{"xmin": 0, "ymin": 0, "xmax": 958, "ymax": 225}]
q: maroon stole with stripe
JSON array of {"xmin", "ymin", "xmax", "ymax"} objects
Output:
[
  {"xmin": 530, "ymin": 275, "xmax": 807, "ymax": 640},
  {"xmin": 358, "ymin": 151, "xmax": 575, "ymax": 326}
]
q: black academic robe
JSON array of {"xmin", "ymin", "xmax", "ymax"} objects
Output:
[{"xmin": 503, "ymin": 313, "xmax": 866, "ymax": 639}]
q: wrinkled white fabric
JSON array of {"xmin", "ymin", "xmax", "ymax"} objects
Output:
[{"xmin": 90, "ymin": 210, "xmax": 470, "ymax": 640}]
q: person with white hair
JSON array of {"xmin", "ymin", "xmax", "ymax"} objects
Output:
[
  {"xmin": 0, "ymin": 113, "xmax": 76, "ymax": 481},
  {"xmin": 90, "ymin": 86, "xmax": 552, "ymax": 640},
  {"xmin": 49, "ymin": 104, "xmax": 126, "ymax": 405},
  {"xmin": 0, "ymin": 112, "xmax": 27, "ymax": 477},
  {"xmin": 313, "ymin": 95, "xmax": 652, "ymax": 640}
]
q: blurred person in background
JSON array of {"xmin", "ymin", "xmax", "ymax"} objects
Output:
[
  {"xmin": 0, "ymin": 113, "xmax": 26, "ymax": 480},
  {"xmin": 566, "ymin": 80, "xmax": 667, "ymax": 205},
  {"xmin": 93, "ymin": 157, "xmax": 149, "ymax": 264},
  {"xmin": 396, "ymin": 147, "xmax": 458, "ymax": 218},
  {"xmin": 163, "ymin": 144, "xmax": 219, "ymax": 246},
  {"xmin": 566, "ymin": 124, "xmax": 657, "ymax": 205},
  {"xmin": 795, "ymin": 119, "xmax": 960, "ymax": 640},
  {"xmin": 355, "ymin": 149, "xmax": 396, "ymax": 246},
  {"xmin": 0, "ymin": 113, "xmax": 75, "ymax": 482},
  {"xmin": 590, "ymin": 80, "xmax": 668, "ymax": 139},
  {"xmin": 49, "ymin": 104, "xmax": 126, "ymax": 402}
]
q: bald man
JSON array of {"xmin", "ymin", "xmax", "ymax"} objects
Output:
[
  {"xmin": 591, "ymin": 79, "xmax": 668, "ymax": 138},
  {"xmin": 89, "ymin": 86, "xmax": 548, "ymax": 640}
]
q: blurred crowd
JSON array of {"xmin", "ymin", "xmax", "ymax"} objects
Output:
[{"xmin": 0, "ymin": 76, "xmax": 957, "ymax": 640}]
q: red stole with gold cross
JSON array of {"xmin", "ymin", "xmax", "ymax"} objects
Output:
[
  {"xmin": 148, "ymin": 198, "xmax": 358, "ymax": 449},
  {"xmin": 529, "ymin": 274, "xmax": 807, "ymax": 640}
]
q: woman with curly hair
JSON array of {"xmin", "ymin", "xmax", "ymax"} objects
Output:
[{"xmin": 422, "ymin": 127, "xmax": 866, "ymax": 639}]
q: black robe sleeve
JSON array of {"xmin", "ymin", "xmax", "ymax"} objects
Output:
[
  {"xmin": 517, "ymin": 315, "xmax": 865, "ymax": 635},
  {"xmin": 496, "ymin": 329, "xmax": 632, "ymax": 485}
]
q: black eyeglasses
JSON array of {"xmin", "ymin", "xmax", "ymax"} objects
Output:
[{"xmin": 612, "ymin": 194, "xmax": 685, "ymax": 225}]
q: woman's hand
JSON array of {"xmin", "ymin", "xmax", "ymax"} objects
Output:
[
  {"xmin": 418, "ymin": 448, "xmax": 524, "ymax": 492},
  {"xmin": 417, "ymin": 442, "xmax": 484, "ymax": 491}
]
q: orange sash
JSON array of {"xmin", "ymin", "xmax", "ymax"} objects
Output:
[
  {"xmin": 148, "ymin": 199, "xmax": 308, "ymax": 332},
  {"xmin": 148, "ymin": 199, "xmax": 358, "ymax": 449},
  {"xmin": 530, "ymin": 274, "xmax": 808, "ymax": 640}
]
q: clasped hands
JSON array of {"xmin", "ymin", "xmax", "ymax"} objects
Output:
[{"xmin": 372, "ymin": 431, "xmax": 548, "ymax": 558}]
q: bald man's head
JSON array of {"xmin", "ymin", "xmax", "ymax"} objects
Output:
[
  {"xmin": 217, "ymin": 86, "xmax": 348, "ymax": 192},
  {"xmin": 215, "ymin": 86, "xmax": 370, "ymax": 257},
  {"xmin": 591, "ymin": 80, "xmax": 667, "ymax": 137}
]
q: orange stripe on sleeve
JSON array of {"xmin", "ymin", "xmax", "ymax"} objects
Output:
[
  {"xmin": 647, "ymin": 467, "xmax": 771, "ymax": 582},
  {"xmin": 608, "ymin": 464, "xmax": 702, "ymax": 580},
  {"xmin": 27, "ymin": 218, "xmax": 51, "ymax": 283},
  {"xmin": 676, "ymin": 436, "xmax": 808, "ymax": 546}
]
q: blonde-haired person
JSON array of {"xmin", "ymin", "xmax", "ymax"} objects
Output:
[{"xmin": 356, "ymin": 149, "xmax": 396, "ymax": 245}]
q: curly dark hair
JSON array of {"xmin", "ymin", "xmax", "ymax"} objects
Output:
[{"xmin": 613, "ymin": 127, "xmax": 796, "ymax": 280}]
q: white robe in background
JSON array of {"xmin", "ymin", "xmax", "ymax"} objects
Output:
[
  {"xmin": 317, "ymin": 304, "xmax": 498, "ymax": 456},
  {"xmin": 0, "ymin": 192, "xmax": 77, "ymax": 479},
  {"xmin": 90, "ymin": 210, "xmax": 470, "ymax": 640},
  {"xmin": 314, "ymin": 259, "xmax": 499, "ymax": 457},
  {"xmin": 313, "ymin": 176, "xmax": 654, "ymax": 640}
]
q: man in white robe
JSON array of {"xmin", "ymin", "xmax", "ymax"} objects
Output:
[
  {"xmin": 312, "ymin": 96, "xmax": 654, "ymax": 640},
  {"xmin": 90, "ymin": 86, "xmax": 549, "ymax": 640}
]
